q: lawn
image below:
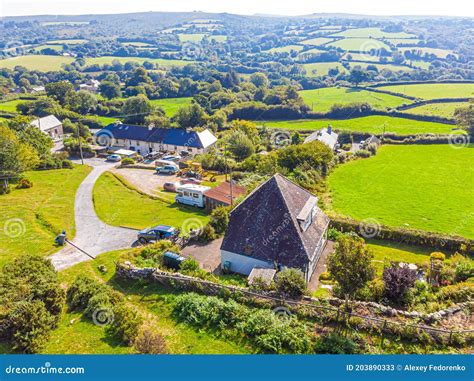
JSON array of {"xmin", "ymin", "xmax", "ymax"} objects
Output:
[
  {"xmin": 0, "ymin": 99, "xmax": 25, "ymax": 113},
  {"xmin": 93, "ymin": 172, "xmax": 209, "ymax": 233},
  {"xmin": 32, "ymin": 44, "xmax": 64, "ymax": 52},
  {"xmin": 261, "ymin": 116, "xmax": 460, "ymax": 135},
  {"xmin": 402, "ymin": 102, "xmax": 470, "ymax": 118},
  {"xmin": 327, "ymin": 38, "xmax": 391, "ymax": 52},
  {"xmin": 377, "ymin": 83, "xmax": 474, "ymax": 100},
  {"xmin": 328, "ymin": 144, "xmax": 474, "ymax": 238},
  {"xmin": 150, "ymin": 97, "xmax": 193, "ymax": 116},
  {"xmin": 84, "ymin": 56, "xmax": 194, "ymax": 68},
  {"xmin": 40, "ymin": 249, "xmax": 248, "ymax": 354},
  {"xmin": 299, "ymin": 37, "xmax": 334, "ymax": 46},
  {"xmin": 302, "ymin": 62, "xmax": 348, "ymax": 77},
  {"xmin": 0, "ymin": 55, "xmax": 75, "ymax": 71},
  {"xmin": 299, "ymin": 87, "xmax": 409, "ymax": 112},
  {"xmin": 266, "ymin": 45, "xmax": 304, "ymax": 53},
  {"xmin": 0, "ymin": 165, "xmax": 91, "ymax": 268},
  {"xmin": 331, "ymin": 27, "xmax": 416, "ymax": 39}
]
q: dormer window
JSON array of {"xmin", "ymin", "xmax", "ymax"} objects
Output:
[{"xmin": 297, "ymin": 196, "xmax": 318, "ymax": 232}]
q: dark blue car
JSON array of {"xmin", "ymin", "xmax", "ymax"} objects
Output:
[{"xmin": 137, "ymin": 225, "xmax": 179, "ymax": 244}]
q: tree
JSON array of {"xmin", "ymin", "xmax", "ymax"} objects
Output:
[
  {"xmin": 327, "ymin": 234, "xmax": 375, "ymax": 309},
  {"xmin": 99, "ymin": 81, "xmax": 121, "ymax": 99},
  {"xmin": 0, "ymin": 125, "xmax": 39, "ymax": 189},
  {"xmin": 454, "ymin": 104, "xmax": 474, "ymax": 137},
  {"xmin": 250, "ymin": 72, "xmax": 269, "ymax": 88},
  {"xmin": 276, "ymin": 141, "xmax": 333, "ymax": 175},
  {"xmin": 209, "ymin": 206, "xmax": 229, "ymax": 235},
  {"xmin": 348, "ymin": 67, "xmax": 370, "ymax": 86},
  {"xmin": 232, "ymin": 119, "xmax": 260, "ymax": 144},
  {"xmin": 274, "ymin": 268, "xmax": 307, "ymax": 299},
  {"xmin": 45, "ymin": 81, "xmax": 74, "ymax": 105},
  {"xmin": 121, "ymin": 95, "xmax": 153, "ymax": 124},
  {"xmin": 382, "ymin": 263, "xmax": 417, "ymax": 305},
  {"xmin": 69, "ymin": 90, "xmax": 98, "ymax": 114},
  {"xmin": 291, "ymin": 132, "xmax": 301, "ymax": 145},
  {"xmin": 173, "ymin": 103, "xmax": 207, "ymax": 128},
  {"xmin": 227, "ymin": 130, "xmax": 255, "ymax": 160}
]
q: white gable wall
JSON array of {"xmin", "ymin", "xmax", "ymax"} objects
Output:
[{"xmin": 220, "ymin": 249, "xmax": 274, "ymax": 275}]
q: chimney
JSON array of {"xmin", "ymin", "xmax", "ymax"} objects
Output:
[
  {"xmin": 148, "ymin": 123, "xmax": 155, "ymax": 131},
  {"xmin": 327, "ymin": 124, "xmax": 332, "ymax": 134}
]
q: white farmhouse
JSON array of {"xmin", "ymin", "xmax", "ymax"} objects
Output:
[{"xmin": 30, "ymin": 115, "xmax": 63, "ymax": 140}]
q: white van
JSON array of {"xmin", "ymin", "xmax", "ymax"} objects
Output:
[{"xmin": 175, "ymin": 184, "xmax": 210, "ymax": 208}]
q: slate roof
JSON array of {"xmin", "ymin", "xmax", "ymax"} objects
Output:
[
  {"xmin": 220, "ymin": 174, "xmax": 329, "ymax": 269},
  {"xmin": 96, "ymin": 123, "xmax": 217, "ymax": 149},
  {"xmin": 30, "ymin": 115, "xmax": 62, "ymax": 132},
  {"xmin": 204, "ymin": 182, "xmax": 247, "ymax": 205}
]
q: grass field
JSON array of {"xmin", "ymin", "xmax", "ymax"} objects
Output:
[
  {"xmin": 0, "ymin": 166, "xmax": 91, "ymax": 267},
  {"xmin": 377, "ymin": 83, "xmax": 474, "ymax": 100},
  {"xmin": 0, "ymin": 99, "xmax": 25, "ymax": 113},
  {"xmin": 402, "ymin": 102, "xmax": 470, "ymax": 118},
  {"xmin": 121, "ymin": 41, "xmax": 153, "ymax": 47},
  {"xmin": 348, "ymin": 62, "xmax": 413, "ymax": 72},
  {"xmin": 266, "ymin": 45, "xmax": 304, "ymax": 53},
  {"xmin": 331, "ymin": 27, "xmax": 416, "ymax": 39},
  {"xmin": 150, "ymin": 97, "xmax": 193, "ymax": 116},
  {"xmin": 32, "ymin": 44, "xmax": 64, "ymax": 52},
  {"xmin": 328, "ymin": 144, "xmax": 474, "ymax": 238},
  {"xmin": 47, "ymin": 39, "xmax": 88, "ymax": 45},
  {"xmin": 327, "ymin": 38, "xmax": 391, "ymax": 52},
  {"xmin": 302, "ymin": 62, "xmax": 348, "ymax": 77},
  {"xmin": 398, "ymin": 47, "xmax": 457, "ymax": 59},
  {"xmin": 178, "ymin": 33, "xmax": 207, "ymax": 42},
  {"xmin": 93, "ymin": 172, "xmax": 209, "ymax": 232},
  {"xmin": 300, "ymin": 37, "xmax": 334, "ymax": 46},
  {"xmin": 0, "ymin": 55, "xmax": 74, "ymax": 71},
  {"xmin": 84, "ymin": 56, "xmax": 194, "ymax": 68},
  {"xmin": 299, "ymin": 87, "xmax": 409, "ymax": 112},
  {"xmin": 261, "ymin": 116, "xmax": 460, "ymax": 135},
  {"xmin": 386, "ymin": 39, "xmax": 421, "ymax": 46},
  {"xmin": 39, "ymin": 249, "xmax": 248, "ymax": 354}
]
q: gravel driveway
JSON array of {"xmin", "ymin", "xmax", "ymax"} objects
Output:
[{"xmin": 50, "ymin": 159, "xmax": 137, "ymax": 271}]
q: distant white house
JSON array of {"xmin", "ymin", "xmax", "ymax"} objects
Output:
[
  {"xmin": 78, "ymin": 79, "xmax": 100, "ymax": 93},
  {"xmin": 304, "ymin": 125, "xmax": 339, "ymax": 150},
  {"xmin": 30, "ymin": 86, "xmax": 45, "ymax": 94},
  {"xmin": 30, "ymin": 115, "xmax": 63, "ymax": 140}
]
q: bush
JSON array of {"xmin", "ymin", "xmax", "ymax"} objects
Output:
[
  {"xmin": 134, "ymin": 329, "xmax": 167, "ymax": 354},
  {"xmin": 275, "ymin": 268, "xmax": 307, "ymax": 299},
  {"xmin": 199, "ymin": 224, "xmax": 217, "ymax": 242},
  {"xmin": 438, "ymin": 282, "xmax": 474, "ymax": 303},
  {"xmin": 209, "ymin": 206, "xmax": 229, "ymax": 235},
  {"xmin": 179, "ymin": 257, "xmax": 201, "ymax": 274},
  {"xmin": 327, "ymin": 227, "xmax": 343, "ymax": 241},
  {"xmin": 135, "ymin": 240, "xmax": 179, "ymax": 267},
  {"xmin": 66, "ymin": 275, "xmax": 109, "ymax": 311},
  {"xmin": 121, "ymin": 157, "xmax": 135, "ymax": 166},
  {"xmin": 314, "ymin": 333, "xmax": 359, "ymax": 354},
  {"xmin": 355, "ymin": 149, "xmax": 371, "ymax": 158},
  {"xmin": 383, "ymin": 263, "xmax": 417, "ymax": 305},
  {"xmin": 16, "ymin": 178, "xmax": 33, "ymax": 189},
  {"xmin": 107, "ymin": 303, "xmax": 143, "ymax": 345},
  {"xmin": 319, "ymin": 272, "xmax": 331, "ymax": 281},
  {"xmin": 430, "ymin": 252, "xmax": 446, "ymax": 261},
  {"xmin": 61, "ymin": 159, "xmax": 73, "ymax": 169}
]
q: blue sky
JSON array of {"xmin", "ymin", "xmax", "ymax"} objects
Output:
[{"xmin": 1, "ymin": 0, "xmax": 473, "ymax": 17}]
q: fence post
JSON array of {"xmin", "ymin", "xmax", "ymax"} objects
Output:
[{"xmin": 380, "ymin": 320, "xmax": 387, "ymax": 350}]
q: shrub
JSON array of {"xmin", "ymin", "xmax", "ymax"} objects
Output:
[
  {"xmin": 179, "ymin": 257, "xmax": 201, "ymax": 274},
  {"xmin": 136, "ymin": 240, "xmax": 179, "ymax": 267},
  {"xmin": 453, "ymin": 257, "xmax": 474, "ymax": 283},
  {"xmin": 16, "ymin": 178, "xmax": 33, "ymax": 189},
  {"xmin": 319, "ymin": 272, "xmax": 331, "ymax": 281},
  {"xmin": 199, "ymin": 224, "xmax": 217, "ymax": 242},
  {"xmin": 438, "ymin": 282, "xmax": 474, "ymax": 303},
  {"xmin": 430, "ymin": 252, "xmax": 446, "ymax": 261},
  {"xmin": 383, "ymin": 263, "xmax": 417, "ymax": 305},
  {"xmin": 121, "ymin": 157, "xmax": 135, "ymax": 166},
  {"xmin": 314, "ymin": 333, "xmax": 359, "ymax": 354},
  {"xmin": 355, "ymin": 149, "xmax": 371, "ymax": 158},
  {"xmin": 67, "ymin": 275, "xmax": 108, "ymax": 311},
  {"xmin": 84, "ymin": 292, "xmax": 114, "ymax": 319},
  {"xmin": 209, "ymin": 206, "xmax": 229, "ymax": 235},
  {"xmin": 134, "ymin": 329, "xmax": 167, "ymax": 354},
  {"xmin": 327, "ymin": 227, "xmax": 343, "ymax": 241},
  {"xmin": 107, "ymin": 303, "xmax": 142, "ymax": 345},
  {"xmin": 61, "ymin": 159, "xmax": 73, "ymax": 169},
  {"xmin": 275, "ymin": 268, "xmax": 307, "ymax": 299}
]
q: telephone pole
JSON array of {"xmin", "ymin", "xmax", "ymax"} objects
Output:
[{"xmin": 77, "ymin": 124, "xmax": 84, "ymax": 165}]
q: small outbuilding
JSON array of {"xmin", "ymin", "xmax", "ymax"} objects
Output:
[
  {"xmin": 204, "ymin": 181, "xmax": 247, "ymax": 211},
  {"xmin": 30, "ymin": 115, "xmax": 63, "ymax": 140}
]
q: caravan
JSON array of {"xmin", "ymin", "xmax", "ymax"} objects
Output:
[{"xmin": 175, "ymin": 184, "xmax": 210, "ymax": 208}]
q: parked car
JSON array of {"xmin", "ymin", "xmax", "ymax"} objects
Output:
[
  {"xmin": 161, "ymin": 154, "xmax": 181, "ymax": 162},
  {"xmin": 156, "ymin": 165, "xmax": 179, "ymax": 174},
  {"xmin": 180, "ymin": 178, "xmax": 202, "ymax": 185},
  {"xmin": 106, "ymin": 154, "xmax": 121, "ymax": 162},
  {"xmin": 137, "ymin": 225, "xmax": 179, "ymax": 244},
  {"xmin": 182, "ymin": 170, "xmax": 202, "ymax": 179},
  {"xmin": 163, "ymin": 182, "xmax": 178, "ymax": 192}
]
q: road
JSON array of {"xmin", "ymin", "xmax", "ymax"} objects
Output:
[{"xmin": 49, "ymin": 158, "xmax": 137, "ymax": 271}]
